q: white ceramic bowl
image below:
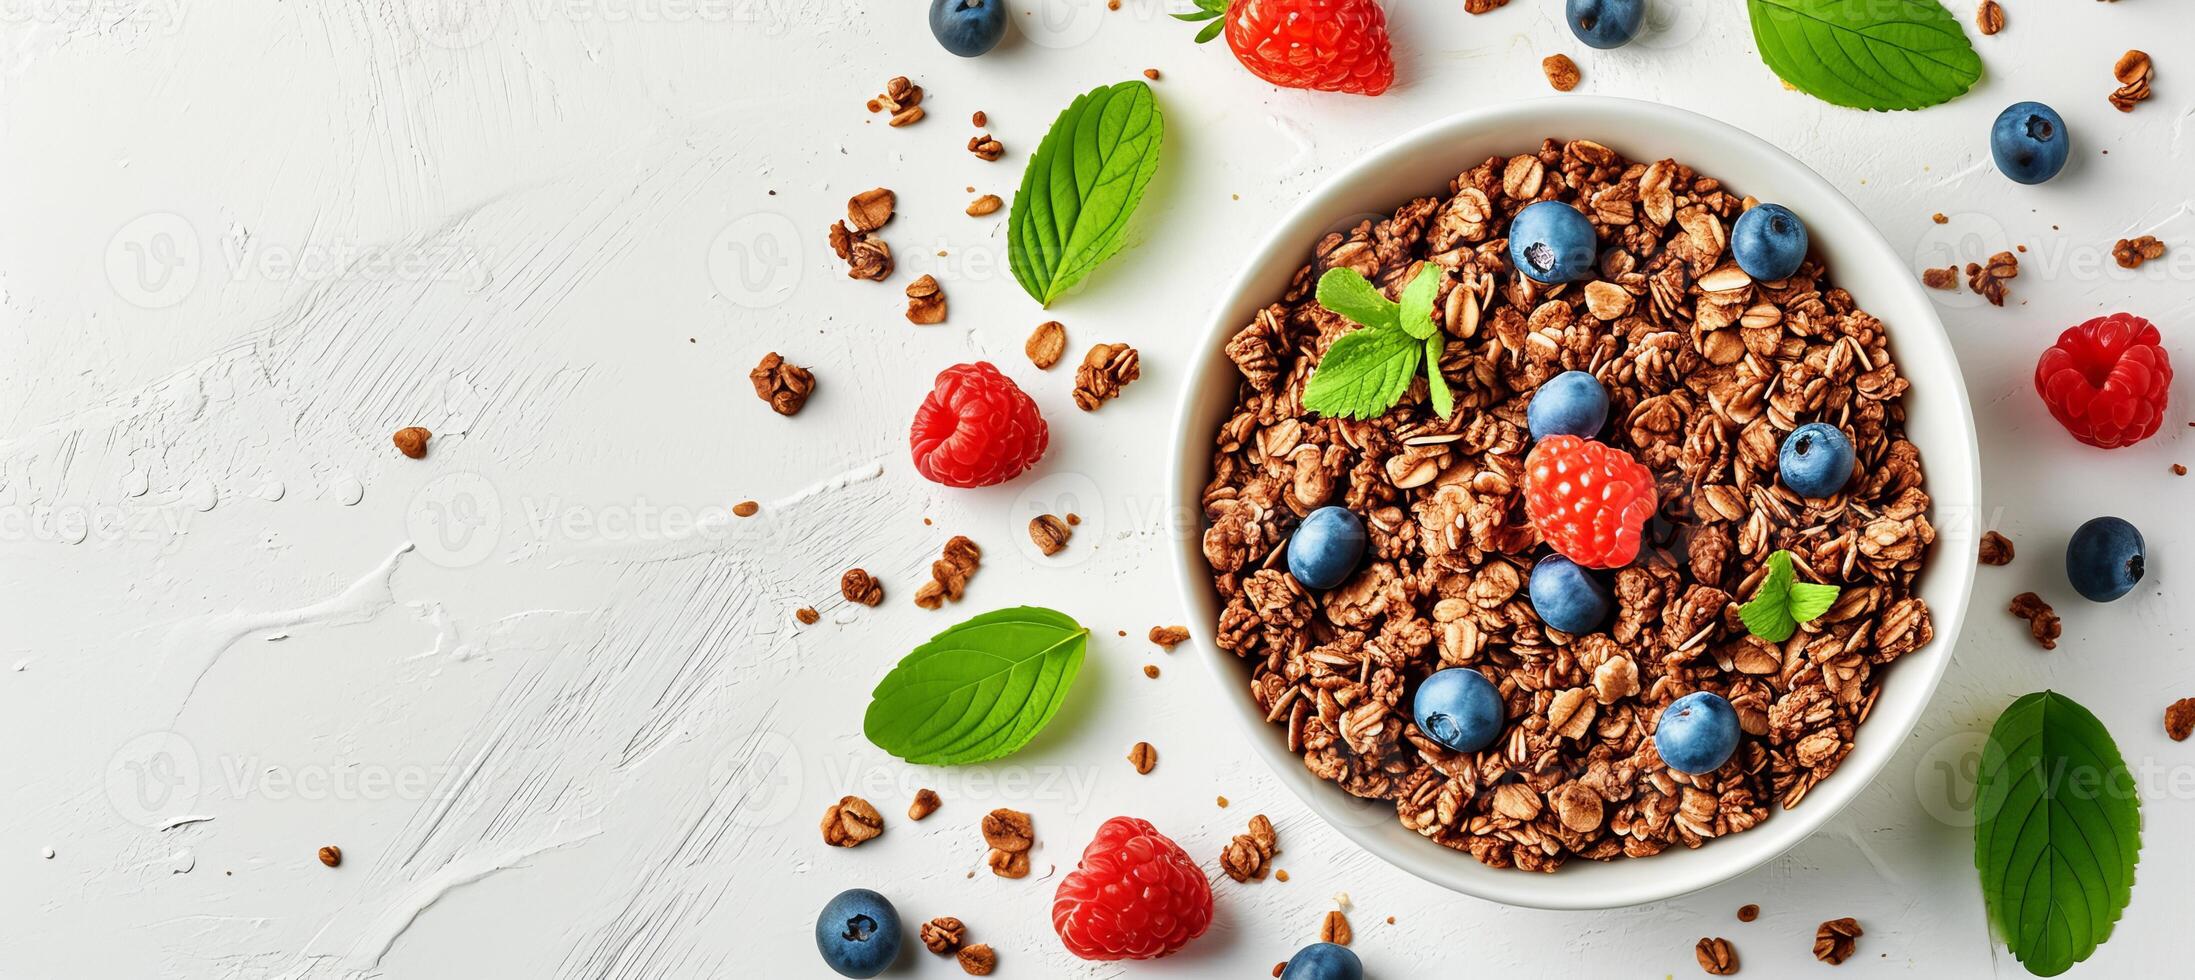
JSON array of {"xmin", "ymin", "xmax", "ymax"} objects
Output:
[{"xmin": 1168, "ymin": 97, "xmax": 1979, "ymax": 910}]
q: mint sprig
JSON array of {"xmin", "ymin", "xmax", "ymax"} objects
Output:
[
  {"xmin": 1302, "ymin": 265, "xmax": 1453, "ymax": 420},
  {"xmin": 1975, "ymin": 692, "xmax": 2141, "ymax": 976},
  {"xmin": 1746, "ymin": 0, "xmax": 1982, "ymax": 111},
  {"xmin": 1172, "ymin": 0, "xmax": 1228, "ymax": 44},
  {"xmin": 1737, "ymin": 549, "xmax": 1840, "ymax": 642},
  {"xmin": 862, "ymin": 606, "xmax": 1090, "ymax": 765}
]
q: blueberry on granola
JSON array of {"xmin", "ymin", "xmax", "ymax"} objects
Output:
[
  {"xmin": 815, "ymin": 888, "xmax": 902, "ymax": 978},
  {"xmin": 1280, "ymin": 942, "xmax": 1363, "ymax": 980},
  {"xmin": 1288, "ymin": 506, "xmax": 1367, "ymax": 590},
  {"xmin": 1507, "ymin": 200, "xmax": 1598, "ymax": 283},
  {"xmin": 1655, "ymin": 691, "xmax": 1740, "ymax": 774},
  {"xmin": 1565, "ymin": 0, "xmax": 1644, "ymax": 49},
  {"xmin": 1990, "ymin": 101, "xmax": 2069, "ymax": 184},
  {"xmin": 1731, "ymin": 203, "xmax": 1808, "ymax": 281},
  {"xmin": 1414, "ymin": 668, "xmax": 1504, "ymax": 754},
  {"xmin": 929, "ymin": 0, "xmax": 1007, "ymax": 57},
  {"xmin": 1778, "ymin": 423, "xmax": 1854, "ymax": 499},
  {"xmin": 1530, "ymin": 555, "xmax": 1612, "ymax": 634},
  {"xmin": 1527, "ymin": 369, "xmax": 1610, "ymax": 440},
  {"xmin": 2067, "ymin": 516, "xmax": 2144, "ymax": 602}
]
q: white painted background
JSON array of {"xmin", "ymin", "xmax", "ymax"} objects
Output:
[{"xmin": 2, "ymin": 1, "xmax": 2189, "ymax": 977}]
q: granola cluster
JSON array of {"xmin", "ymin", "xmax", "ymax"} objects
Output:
[{"xmin": 1201, "ymin": 138, "xmax": 1936, "ymax": 872}]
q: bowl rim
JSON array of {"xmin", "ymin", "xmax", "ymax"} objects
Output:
[{"xmin": 1165, "ymin": 95, "xmax": 1980, "ymax": 910}]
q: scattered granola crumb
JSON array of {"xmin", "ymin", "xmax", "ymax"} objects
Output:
[
  {"xmin": 821, "ymin": 795, "xmax": 884, "ymax": 847},
  {"xmin": 1320, "ymin": 910, "xmax": 1352, "ymax": 946},
  {"xmin": 1276, "ymin": 869, "xmax": 1290, "ymax": 882},
  {"xmin": 1026, "ymin": 320, "xmax": 1067, "ymax": 369},
  {"xmin": 795, "ymin": 606, "xmax": 820, "ymax": 625},
  {"xmin": 733, "ymin": 500, "xmax": 759, "ymax": 518},
  {"xmin": 1965, "ymin": 250, "xmax": 2017, "ymax": 305},
  {"xmin": 749, "ymin": 353, "xmax": 816, "ymax": 415},
  {"xmin": 981, "ymin": 808, "xmax": 1034, "ymax": 879},
  {"xmin": 970, "ymin": 110, "xmax": 987, "ymax": 127},
  {"xmin": 1932, "ymin": 212, "xmax": 1948, "ymax": 224},
  {"xmin": 2111, "ymin": 49, "xmax": 2153, "ymax": 112},
  {"xmin": 1216, "ymin": 795, "xmax": 1229, "ymax": 808},
  {"xmin": 921, "ymin": 916, "xmax": 964, "ymax": 954},
  {"xmin": 1108, "ymin": 0, "xmax": 1119, "ymax": 8},
  {"xmin": 905, "ymin": 274, "xmax": 948, "ymax": 325},
  {"xmin": 2174, "ymin": 464, "xmax": 2188, "ymax": 476},
  {"xmin": 2113, "ymin": 235, "xmax": 2166, "ymax": 269},
  {"xmin": 1385, "ymin": 915, "xmax": 1394, "ymax": 925},
  {"xmin": 1143, "ymin": 664, "xmax": 1160, "ymax": 679},
  {"xmin": 957, "ymin": 943, "xmax": 996, "ymax": 976},
  {"xmin": 1065, "ymin": 512, "xmax": 1081, "ymax": 525},
  {"xmin": 967, "ymin": 134, "xmax": 1004, "ymax": 161},
  {"xmin": 1127, "ymin": 741, "xmax": 1157, "ymax": 774},
  {"xmin": 1029, "ymin": 514, "xmax": 1071, "ymax": 556},
  {"xmin": 828, "ymin": 218, "xmax": 892, "ymax": 280},
  {"xmin": 872, "ymin": 76, "xmax": 922, "ymax": 118},
  {"xmin": 1813, "ymin": 918, "xmax": 1862, "ymax": 965},
  {"xmin": 2010, "ymin": 592, "xmax": 2061, "ymax": 650},
  {"xmin": 1143, "ymin": 68, "xmax": 1160, "ymax": 80},
  {"xmin": 1976, "ymin": 0, "xmax": 2004, "ymax": 36},
  {"xmin": 1464, "ymin": 0, "xmax": 1508, "ymax": 12},
  {"xmin": 1921, "ymin": 265, "xmax": 1959, "ymax": 290},
  {"xmin": 1979, "ymin": 530, "xmax": 2015, "ymax": 566},
  {"xmin": 1220, "ymin": 814, "xmax": 1279, "ymax": 882},
  {"xmin": 391, "ymin": 427, "xmax": 431, "ymax": 459},
  {"xmin": 915, "ymin": 536, "xmax": 981, "ymax": 609},
  {"xmin": 909, "ymin": 788, "xmax": 941, "ymax": 821},
  {"xmin": 847, "ymin": 187, "xmax": 894, "ymax": 232},
  {"xmin": 1695, "ymin": 937, "xmax": 1739, "ymax": 975},
  {"xmin": 890, "ymin": 105, "xmax": 925, "ymax": 127},
  {"xmin": 966, "ymin": 194, "xmax": 1003, "ymax": 217},
  {"xmin": 1071, "ymin": 343, "xmax": 1140, "ymax": 411},
  {"xmin": 1149, "ymin": 625, "xmax": 1190, "ymax": 650},
  {"xmin": 1541, "ymin": 53, "xmax": 1581, "ymax": 92},
  {"xmin": 2166, "ymin": 698, "xmax": 2195, "ymax": 741},
  {"xmin": 317, "ymin": 845, "xmax": 341, "ymax": 868},
  {"xmin": 1737, "ymin": 903, "xmax": 1760, "ymax": 922},
  {"xmin": 841, "ymin": 568, "xmax": 884, "ymax": 606}
]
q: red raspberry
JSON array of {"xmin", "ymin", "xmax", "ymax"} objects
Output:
[
  {"xmin": 910, "ymin": 361, "xmax": 1049, "ymax": 488},
  {"xmin": 1524, "ymin": 435, "xmax": 1657, "ymax": 569},
  {"xmin": 1183, "ymin": 0, "xmax": 1395, "ymax": 96},
  {"xmin": 1052, "ymin": 816, "xmax": 1213, "ymax": 961},
  {"xmin": 2034, "ymin": 312, "xmax": 2172, "ymax": 449}
]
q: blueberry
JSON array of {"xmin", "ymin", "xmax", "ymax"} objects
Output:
[
  {"xmin": 1566, "ymin": 0, "xmax": 1645, "ymax": 49},
  {"xmin": 1655, "ymin": 691, "xmax": 1739, "ymax": 774},
  {"xmin": 1778, "ymin": 423, "xmax": 1854, "ymax": 499},
  {"xmin": 1528, "ymin": 370, "xmax": 1610, "ymax": 440},
  {"xmin": 1731, "ymin": 203, "xmax": 1808, "ymax": 281},
  {"xmin": 1414, "ymin": 668, "xmax": 1505, "ymax": 754},
  {"xmin": 2066, "ymin": 516, "xmax": 2145, "ymax": 602},
  {"xmin": 1991, "ymin": 101, "xmax": 2070, "ymax": 185},
  {"xmin": 1508, "ymin": 200, "xmax": 1599, "ymax": 284},
  {"xmin": 1288, "ymin": 506, "xmax": 1367, "ymax": 591},
  {"xmin": 1280, "ymin": 942, "xmax": 1365, "ymax": 980},
  {"xmin": 815, "ymin": 888, "xmax": 901, "ymax": 978},
  {"xmin": 928, "ymin": 0, "xmax": 1007, "ymax": 58},
  {"xmin": 1530, "ymin": 555, "xmax": 1613, "ymax": 635}
]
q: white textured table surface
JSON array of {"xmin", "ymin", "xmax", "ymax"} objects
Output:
[{"xmin": 4, "ymin": 1, "xmax": 2190, "ymax": 977}]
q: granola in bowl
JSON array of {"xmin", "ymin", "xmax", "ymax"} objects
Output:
[{"xmin": 1199, "ymin": 138, "xmax": 1936, "ymax": 873}]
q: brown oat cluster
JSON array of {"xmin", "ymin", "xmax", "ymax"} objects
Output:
[
  {"xmin": 1072, "ymin": 342, "xmax": 1142, "ymax": 411},
  {"xmin": 2110, "ymin": 49, "xmax": 2153, "ymax": 112},
  {"xmin": 820, "ymin": 795, "xmax": 883, "ymax": 847},
  {"xmin": 1813, "ymin": 916, "xmax": 1863, "ymax": 965},
  {"xmin": 1965, "ymin": 250, "xmax": 2017, "ymax": 306},
  {"xmin": 829, "ymin": 188, "xmax": 895, "ymax": 282},
  {"xmin": 2010, "ymin": 591, "xmax": 2061, "ymax": 650},
  {"xmin": 981, "ymin": 807, "xmax": 1034, "ymax": 879},
  {"xmin": 2113, "ymin": 234, "xmax": 2165, "ymax": 269},
  {"xmin": 1202, "ymin": 138, "xmax": 1936, "ymax": 873},
  {"xmin": 915, "ymin": 535, "xmax": 982, "ymax": 609},
  {"xmin": 1220, "ymin": 813, "xmax": 1280, "ymax": 882},
  {"xmin": 749, "ymin": 352, "xmax": 815, "ymax": 416}
]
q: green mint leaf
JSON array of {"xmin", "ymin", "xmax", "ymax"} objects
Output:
[
  {"xmin": 1747, "ymin": 0, "xmax": 1982, "ymax": 111},
  {"xmin": 1738, "ymin": 550, "xmax": 1799, "ymax": 642},
  {"xmin": 1194, "ymin": 19, "xmax": 1224, "ymax": 43},
  {"xmin": 1008, "ymin": 82, "xmax": 1165, "ymax": 307},
  {"xmin": 1314, "ymin": 268, "xmax": 1398, "ymax": 331},
  {"xmin": 1786, "ymin": 580, "xmax": 1841, "ymax": 622},
  {"xmin": 1975, "ymin": 691, "xmax": 2141, "ymax": 976},
  {"xmin": 1396, "ymin": 264, "xmax": 1440, "ymax": 340},
  {"xmin": 1302, "ymin": 325, "xmax": 1421, "ymax": 420},
  {"xmin": 862, "ymin": 606, "xmax": 1090, "ymax": 765},
  {"xmin": 1423, "ymin": 333, "xmax": 1453, "ymax": 420}
]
